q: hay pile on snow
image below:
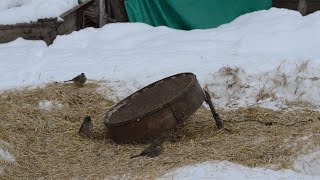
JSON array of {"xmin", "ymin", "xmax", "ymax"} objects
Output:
[
  {"xmin": 204, "ymin": 60, "xmax": 320, "ymax": 110},
  {"xmin": 0, "ymin": 82, "xmax": 319, "ymax": 179}
]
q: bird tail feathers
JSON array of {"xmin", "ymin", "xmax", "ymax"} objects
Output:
[{"xmin": 130, "ymin": 154, "xmax": 141, "ymax": 159}]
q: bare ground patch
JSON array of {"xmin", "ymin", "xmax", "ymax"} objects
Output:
[{"xmin": 0, "ymin": 82, "xmax": 319, "ymax": 179}]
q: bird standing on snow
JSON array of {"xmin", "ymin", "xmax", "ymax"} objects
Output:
[
  {"xmin": 64, "ymin": 73, "xmax": 87, "ymax": 86},
  {"xmin": 130, "ymin": 140, "xmax": 163, "ymax": 159},
  {"xmin": 79, "ymin": 116, "xmax": 93, "ymax": 137}
]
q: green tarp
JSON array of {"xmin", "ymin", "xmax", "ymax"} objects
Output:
[{"xmin": 124, "ymin": 0, "xmax": 272, "ymax": 30}]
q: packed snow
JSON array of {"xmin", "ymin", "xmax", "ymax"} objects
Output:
[
  {"xmin": 0, "ymin": 149, "xmax": 15, "ymax": 163},
  {"xmin": 160, "ymin": 161, "xmax": 317, "ymax": 180},
  {"xmin": 0, "ymin": 7, "xmax": 320, "ymax": 179},
  {"xmin": 38, "ymin": 100, "xmax": 64, "ymax": 110},
  {"xmin": 0, "ymin": 140, "xmax": 15, "ymax": 175},
  {"xmin": 0, "ymin": 0, "xmax": 78, "ymax": 25},
  {"xmin": 294, "ymin": 149, "xmax": 320, "ymax": 176}
]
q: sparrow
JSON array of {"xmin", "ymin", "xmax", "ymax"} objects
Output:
[
  {"xmin": 79, "ymin": 116, "xmax": 93, "ymax": 137},
  {"xmin": 130, "ymin": 140, "xmax": 163, "ymax": 159},
  {"xmin": 64, "ymin": 73, "xmax": 87, "ymax": 86}
]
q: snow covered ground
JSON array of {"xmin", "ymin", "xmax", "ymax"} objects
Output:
[
  {"xmin": 0, "ymin": 140, "xmax": 15, "ymax": 175},
  {"xmin": 160, "ymin": 161, "xmax": 317, "ymax": 180},
  {"xmin": 0, "ymin": 7, "xmax": 319, "ymax": 178},
  {"xmin": 0, "ymin": 149, "xmax": 15, "ymax": 163},
  {"xmin": 294, "ymin": 149, "xmax": 320, "ymax": 176},
  {"xmin": 1, "ymin": 8, "xmax": 320, "ymax": 110},
  {"xmin": 159, "ymin": 149, "xmax": 320, "ymax": 179},
  {"xmin": 0, "ymin": 0, "xmax": 78, "ymax": 25}
]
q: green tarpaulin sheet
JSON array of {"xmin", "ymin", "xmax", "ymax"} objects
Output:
[{"xmin": 124, "ymin": 0, "xmax": 272, "ymax": 30}]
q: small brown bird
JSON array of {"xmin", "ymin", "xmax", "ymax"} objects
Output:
[
  {"xmin": 130, "ymin": 140, "xmax": 163, "ymax": 159},
  {"xmin": 64, "ymin": 73, "xmax": 87, "ymax": 86},
  {"xmin": 79, "ymin": 116, "xmax": 93, "ymax": 137}
]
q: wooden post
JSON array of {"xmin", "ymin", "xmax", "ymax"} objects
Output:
[
  {"xmin": 298, "ymin": 0, "xmax": 307, "ymax": 16},
  {"xmin": 98, "ymin": 0, "xmax": 105, "ymax": 27},
  {"xmin": 204, "ymin": 90, "xmax": 224, "ymax": 129}
]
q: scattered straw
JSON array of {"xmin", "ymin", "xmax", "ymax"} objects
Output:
[
  {"xmin": 296, "ymin": 59, "xmax": 310, "ymax": 73},
  {"xmin": 0, "ymin": 82, "xmax": 319, "ymax": 179},
  {"xmin": 255, "ymin": 82, "xmax": 277, "ymax": 102},
  {"xmin": 218, "ymin": 67, "xmax": 241, "ymax": 89}
]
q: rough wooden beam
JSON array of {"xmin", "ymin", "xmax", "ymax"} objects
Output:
[
  {"xmin": 0, "ymin": 19, "xmax": 61, "ymax": 45},
  {"xmin": 98, "ymin": 0, "xmax": 106, "ymax": 27},
  {"xmin": 60, "ymin": 0, "xmax": 93, "ymax": 19}
]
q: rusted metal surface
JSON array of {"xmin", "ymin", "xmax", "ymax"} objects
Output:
[{"xmin": 104, "ymin": 73, "xmax": 206, "ymax": 143}]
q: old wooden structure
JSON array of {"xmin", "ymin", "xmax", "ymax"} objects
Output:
[
  {"xmin": 273, "ymin": 0, "xmax": 320, "ymax": 15},
  {"xmin": 0, "ymin": 18, "xmax": 62, "ymax": 45},
  {"xmin": 0, "ymin": 0, "xmax": 106, "ymax": 45}
]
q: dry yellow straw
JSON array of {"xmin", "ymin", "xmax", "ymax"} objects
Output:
[{"xmin": 0, "ymin": 82, "xmax": 319, "ymax": 179}]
